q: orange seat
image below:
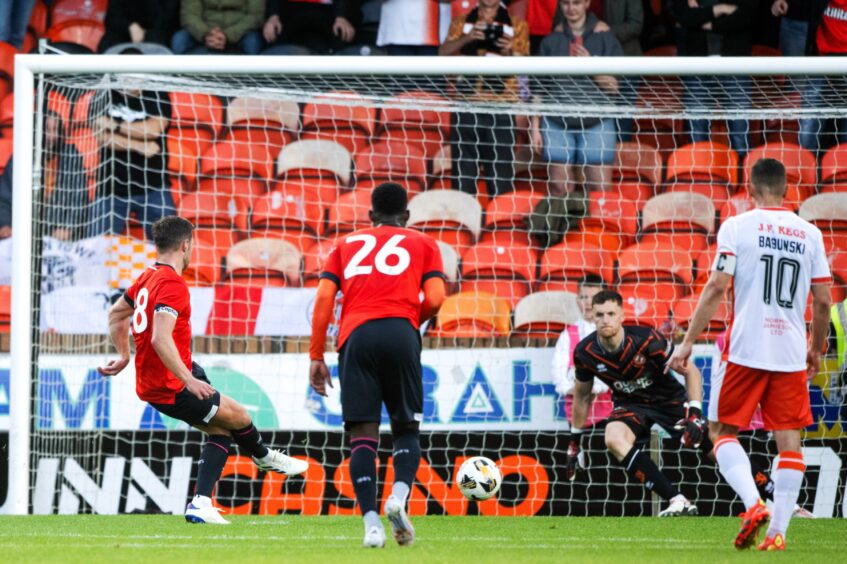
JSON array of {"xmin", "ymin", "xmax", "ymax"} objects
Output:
[
  {"xmin": 674, "ymin": 294, "xmax": 730, "ymax": 340},
  {"xmin": 183, "ymin": 237, "xmax": 231, "ymax": 286},
  {"xmin": 276, "ymin": 139, "xmax": 352, "ymax": 206},
  {"xmin": 664, "ymin": 182, "xmax": 732, "ymax": 206},
  {"xmin": 70, "ymin": 90, "xmax": 94, "ymax": 130},
  {"xmin": 0, "ymin": 94, "xmax": 12, "ymax": 131},
  {"xmin": 46, "ymin": 19, "xmax": 104, "ymax": 52},
  {"xmin": 619, "ymin": 286, "xmax": 674, "ymax": 329},
  {"xmin": 354, "ymin": 140, "xmax": 427, "ymax": 195},
  {"xmin": 301, "ymin": 91, "xmax": 376, "ymax": 156},
  {"xmin": 693, "ymin": 243, "xmax": 717, "ymax": 291},
  {"xmin": 0, "ymin": 285, "xmax": 10, "ymax": 332},
  {"xmin": 820, "ymin": 143, "xmax": 847, "ymax": 189},
  {"xmin": 50, "ymin": 0, "xmax": 107, "ymax": 25},
  {"xmin": 225, "ymin": 96, "xmax": 300, "ymax": 152},
  {"xmin": 460, "ymin": 242, "xmax": 536, "ymax": 308},
  {"xmin": 167, "ymin": 139, "xmax": 200, "ymax": 193},
  {"xmin": 719, "ymin": 194, "xmax": 755, "ymax": 224},
  {"xmin": 46, "ymin": 90, "xmax": 72, "ymax": 125},
  {"xmin": 407, "ymin": 190, "xmax": 482, "ymax": 253},
  {"xmin": 538, "ymin": 241, "xmax": 615, "ymax": 288},
  {"xmin": 433, "ymin": 292, "xmax": 511, "ymax": 338},
  {"xmin": 199, "ymin": 140, "xmax": 274, "ymax": 180},
  {"xmin": 225, "ymin": 238, "xmax": 303, "ymax": 287},
  {"xmin": 178, "ymin": 192, "xmax": 243, "ymax": 230},
  {"xmin": 476, "ymin": 229, "xmax": 533, "ymax": 249},
  {"xmin": 252, "ymin": 184, "xmax": 324, "ymax": 249},
  {"xmin": 0, "ymin": 42, "xmax": 15, "ymax": 100},
  {"xmin": 326, "ymin": 188, "xmax": 371, "ymax": 236},
  {"xmin": 0, "ymin": 138, "xmax": 12, "ymax": 172},
  {"xmin": 170, "ymin": 92, "xmax": 224, "ymax": 153},
  {"xmin": 614, "ymin": 141, "xmax": 662, "ymax": 187},
  {"xmin": 829, "ymin": 251, "xmax": 847, "ymax": 303},
  {"xmin": 743, "ymin": 142, "xmax": 817, "ymax": 202},
  {"xmin": 28, "ymin": 0, "xmax": 48, "ymax": 36},
  {"xmin": 378, "ymin": 91, "xmax": 450, "ymax": 159},
  {"xmin": 666, "ymin": 141, "xmax": 739, "ymax": 186},
  {"xmin": 512, "ymin": 291, "xmax": 580, "ymax": 338},
  {"xmin": 484, "ymin": 190, "xmax": 544, "ymax": 230},
  {"xmin": 303, "ymin": 237, "xmax": 338, "ymax": 287},
  {"xmin": 618, "ymin": 240, "xmax": 694, "ymax": 286},
  {"xmin": 580, "ymin": 192, "xmax": 638, "ymax": 248},
  {"xmin": 799, "ymin": 193, "xmax": 847, "ymax": 232},
  {"xmin": 615, "ymin": 181, "xmax": 654, "ymax": 208},
  {"xmin": 460, "ymin": 279, "xmax": 529, "ymax": 309}
]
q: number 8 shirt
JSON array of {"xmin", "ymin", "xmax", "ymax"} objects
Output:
[
  {"xmin": 124, "ymin": 263, "xmax": 193, "ymax": 403},
  {"xmin": 320, "ymin": 225, "xmax": 445, "ymax": 348},
  {"xmin": 714, "ymin": 207, "xmax": 831, "ymax": 372}
]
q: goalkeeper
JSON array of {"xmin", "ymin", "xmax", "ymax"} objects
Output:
[{"xmin": 567, "ymin": 290, "xmax": 787, "ymax": 516}]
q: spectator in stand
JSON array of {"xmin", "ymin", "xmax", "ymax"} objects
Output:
[
  {"xmin": 172, "ymin": 0, "xmax": 265, "ymax": 55},
  {"xmin": 87, "ymin": 89, "xmax": 174, "ymax": 240},
  {"xmin": 262, "ymin": 0, "xmax": 359, "ymax": 55},
  {"xmin": 674, "ymin": 0, "xmax": 754, "ymax": 158},
  {"xmin": 0, "ymin": 112, "xmax": 88, "ymax": 240},
  {"xmin": 439, "ymin": 0, "xmax": 529, "ymax": 198},
  {"xmin": 799, "ymin": 0, "xmax": 847, "ymax": 155},
  {"xmin": 530, "ymin": 0, "xmax": 621, "ymax": 199},
  {"xmin": 771, "ymin": 0, "xmax": 830, "ymax": 55},
  {"xmin": 552, "ymin": 0, "xmax": 644, "ymax": 55},
  {"xmin": 0, "ymin": 0, "xmax": 35, "ymax": 50},
  {"xmin": 98, "ymin": 0, "xmax": 180, "ymax": 54},
  {"xmin": 378, "ymin": 0, "xmax": 452, "ymax": 55}
]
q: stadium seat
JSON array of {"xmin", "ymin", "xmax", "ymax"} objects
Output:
[
  {"xmin": 799, "ymin": 193, "xmax": 847, "ymax": 232},
  {"xmin": 484, "ymin": 190, "xmax": 544, "ymax": 230},
  {"xmin": 326, "ymin": 188, "xmax": 371, "ymax": 236},
  {"xmin": 537, "ymin": 240, "xmax": 615, "ymax": 291},
  {"xmin": 169, "ymin": 92, "xmax": 225, "ymax": 153},
  {"xmin": 167, "ymin": 139, "xmax": 200, "ymax": 194},
  {"xmin": 46, "ymin": 90, "xmax": 72, "ymax": 125},
  {"xmin": 719, "ymin": 193, "xmax": 754, "ymax": 224},
  {"xmin": 70, "ymin": 90, "xmax": 94, "ymax": 130},
  {"xmin": 28, "ymin": 0, "xmax": 48, "ymax": 37},
  {"xmin": 665, "ymin": 141, "xmax": 738, "ymax": 204},
  {"xmin": 0, "ymin": 42, "xmax": 16, "ymax": 100},
  {"xmin": 301, "ymin": 91, "xmax": 376, "ymax": 156},
  {"xmin": 580, "ymin": 191, "xmax": 639, "ymax": 249},
  {"xmin": 0, "ymin": 285, "xmax": 10, "ymax": 332},
  {"xmin": 276, "ymin": 139, "xmax": 352, "ymax": 205},
  {"xmin": 251, "ymin": 185, "xmax": 324, "ymax": 250},
  {"xmin": 664, "ymin": 182, "xmax": 732, "ymax": 206},
  {"xmin": 225, "ymin": 96, "xmax": 300, "ymax": 152},
  {"xmin": 407, "ymin": 190, "xmax": 482, "ymax": 252},
  {"xmin": 829, "ymin": 251, "xmax": 847, "ymax": 303},
  {"xmin": 429, "ymin": 143, "xmax": 452, "ymax": 191},
  {"xmin": 197, "ymin": 141, "xmax": 273, "ymax": 208},
  {"xmin": 178, "ymin": 192, "xmax": 243, "ymax": 231},
  {"xmin": 619, "ymin": 284, "xmax": 674, "ymax": 329},
  {"xmin": 50, "ymin": 0, "xmax": 107, "ymax": 25},
  {"xmin": 354, "ymin": 140, "xmax": 427, "ymax": 195},
  {"xmin": 743, "ymin": 142, "xmax": 817, "ymax": 202},
  {"xmin": 46, "ymin": 19, "xmax": 105, "ymax": 52},
  {"xmin": 820, "ymin": 144, "xmax": 847, "ymax": 194},
  {"xmin": 377, "ymin": 91, "xmax": 450, "ymax": 159},
  {"xmin": 692, "ymin": 244, "xmax": 717, "ymax": 292},
  {"xmin": 302, "ymin": 237, "xmax": 338, "ymax": 287},
  {"xmin": 673, "ymin": 294, "xmax": 730, "ymax": 340},
  {"xmin": 0, "ymin": 94, "xmax": 11, "ymax": 137},
  {"xmin": 460, "ymin": 242, "xmax": 536, "ymax": 308},
  {"xmin": 225, "ymin": 238, "xmax": 303, "ymax": 287},
  {"xmin": 436, "ymin": 240, "xmax": 460, "ymax": 288},
  {"xmin": 512, "ymin": 291, "xmax": 580, "ymax": 338},
  {"xmin": 614, "ymin": 141, "xmax": 662, "ymax": 188},
  {"xmin": 618, "ymin": 240, "xmax": 694, "ymax": 286},
  {"xmin": 0, "ymin": 139, "xmax": 12, "ymax": 173},
  {"xmin": 432, "ymin": 291, "xmax": 511, "ymax": 338},
  {"xmin": 640, "ymin": 192, "xmax": 715, "ymax": 255},
  {"xmin": 183, "ymin": 237, "xmax": 229, "ymax": 286}
]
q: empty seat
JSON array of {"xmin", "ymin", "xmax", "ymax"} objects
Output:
[
  {"xmin": 50, "ymin": 0, "xmax": 107, "ymax": 25},
  {"xmin": 0, "ymin": 94, "xmax": 12, "ymax": 135},
  {"xmin": 354, "ymin": 140, "xmax": 427, "ymax": 195},
  {"xmin": 225, "ymin": 238, "xmax": 303, "ymax": 287},
  {"xmin": 743, "ymin": 142, "xmax": 817, "ymax": 202},
  {"xmin": 642, "ymin": 192, "xmax": 715, "ymax": 236},
  {"xmin": 0, "ymin": 42, "xmax": 15, "ymax": 100},
  {"xmin": 433, "ymin": 292, "xmax": 511, "ymax": 338},
  {"xmin": 301, "ymin": 91, "xmax": 376, "ymax": 155},
  {"xmin": 167, "ymin": 139, "xmax": 200, "ymax": 194},
  {"xmin": 0, "ymin": 285, "xmax": 10, "ymax": 332},
  {"xmin": 277, "ymin": 139, "xmax": 352, "ymax": 205},
  {"xmin": 484, "ymin": 190, "xmax": 544, "ymax": 230},
  {"xmin": 619, "ymin": 284, "xmax": 674, "ymax": 329},
  {"xmin": 429, "ymin": 143, "xmax": 452, "ymax": 190},
  {"xmin": 407, "ymin": 190, "xmax": 482, "ymax": 252},
  {"xmin": 460, "ymin": 242, "xmax": 536, "ymax": 307},
  {"xmin": 0, "ymin": 138, "xmax": 11, "ymax": 172},
  {"xmin": 512, "ymin": 291, "xmax": 580, "ymax": 338},
  {"xmin": 614, "ymin": 141, "xmax": 662, "ymax": 188},
  {"xmin": 169, "ymin": 92, "xmax": 225, "ymax": 153},
  {"xmin": 820, "ymin": 144, "xmax": 847, "ymax": 193},
  {"xmin": 225, "ymin": 96, "xmax": 300, "ymax": 152},
  {"xmin": 665, "ymin": 141, "xmax": 739, "ymax": 186},
  {"xmin": 436, "ymin": 240, "xmax": 460, "ymax": 287},
  {"xmin": 46, "ymin": 19, "xmax": 105, "ymax": 53},
  {"xmin": 183, "ymin": 238, "xmax": 229, "ymax": 286},
  {"xmin": 693, "ymin": 243, "xmax": 717, "ymax": 291},
  {"xmin": 799, "ymin": 193, "xmax": 847, "ymax": 231},
  {"xmin": 178, "ymin": 192, "xmax": 243, "ymax": 230},
  {"xmin": 830, "ymin": 251, "xmax": 847, "ymax": 303},
  {"xmin": 674, "ymin": 294, "xmax": 730, "ymax": 340},
  {"xmin": 580, "ymin": 191, "xmax": 639, "ymax": 249},
  {"xmin": 303, "ymin": 237, "xmax": 338, "ymax": 287},
  {"xmin": 28, "ymin": 0, "xmax": 49, "ymax": 36},
  {"xmin": 196, "ymin": 141, "xmax": 272, "ymax": 205},
  {"xmin": 537, "ymin": 241, "xmax": 615, "ymax": 292},
  {"xmin": 377, "ymin": 91, "xmax": 450, "ymax": 158},
  {"xmin": 618, "ymin": 240, "xmax": 694, "ymax": 286},
  {"xmin": 326, "ymin": 188, "xmax": 370, "ymax": 236},
  {"xmin": 251, "ymin": 185, "xmax": 324, "ymax": 250}
]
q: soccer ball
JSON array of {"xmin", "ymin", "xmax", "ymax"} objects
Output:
[{"xmin": 457, "ymin": 456, "xmax": 502, "ymax": 501}]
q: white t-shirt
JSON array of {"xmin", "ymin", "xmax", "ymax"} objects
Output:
[
  {"xmin": 377, "ymin": 0, "xmax": 451, "ymax": 47},
  {"xmin": 714, "ymin": 207, "xmax": 831, "ymax": 371},
  {"xmin": 551, "ymin": 316, "xmax": 609, "ymax": 395}
]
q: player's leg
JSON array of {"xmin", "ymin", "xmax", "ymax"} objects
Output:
[
  {"xmin": 758, "ymin": 369, "xmax": 813, "ymax": 550},
  {"xmin": 385, "ymin": 420, "xmax": 419, "ymax": 546},
  {"xmin": 348, "ymin": 421, "xmax": 384, "ymax": 548},
  {"xmin": 700, "ymin": 434, "xmax": 776, "ymax": 505}
]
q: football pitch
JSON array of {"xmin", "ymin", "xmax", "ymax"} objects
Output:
[{"xmin": 1, "ymin": 516, "xmax": 846, "ymax": 563}]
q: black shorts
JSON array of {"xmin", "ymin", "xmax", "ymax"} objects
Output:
[
  {"xmin": 148, "ymin": 362, "xmax": 221, "ymax": 427},
  {"xmin": 338, "ymin": 318, "xmax": 423, "ymax": 427},
  {"xmin": 607, "ymin": 401, "xmax": 686, "ymax": 442}
]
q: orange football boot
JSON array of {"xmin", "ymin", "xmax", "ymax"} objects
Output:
[{"xmin": 735, "ymin": 499, "xmax": 770, "ymax": 550}]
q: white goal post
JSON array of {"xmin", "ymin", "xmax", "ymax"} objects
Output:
[{"xmin": 5, "ymin": 54, "xmax": 847, "ymax": 516}]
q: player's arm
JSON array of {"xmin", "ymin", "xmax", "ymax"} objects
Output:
[
  {"xmin": 566, "ymin": 376, "xmax": 593, "ymax": 481},
  {"xmin": 668, "ymin": 270, "xmax": 731, "ymax": 372},
  {"xmin": 419, "ymin": 276, "xmax": 446, "ymax": 324},
  {"xmin": 150, "ymin": 310, "xmax": 215, "ymax": 400},
  {"xmin": 97, "ymin": 294, "xmax": 134, "ymax": 376},
  {"xmin": 309, "ymin": 277, "xmax": 337, "ymax": 397},
  {"xmin": 673, "ymin": 361, "xmax": 706, "ymax": 448},
  {"xmin": 808, "ymin": 283, "xmax": 833, "ymax": 379}
]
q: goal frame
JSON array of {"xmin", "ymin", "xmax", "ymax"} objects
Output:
[{"xmin": 5, "ymin": 53, "xmax": 846, "ymax": 515}]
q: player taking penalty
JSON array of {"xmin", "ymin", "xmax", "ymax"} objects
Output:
[
  {"xmin": 98, "ymin": 216, "xmax": 308, "ymax": 524},
  {"xmin": 309, "ymin": 183, "xmax": 446, "ymax": 548},
  {"xmin": 669, "ymin": 158, "xmax": 832, "ymax": 551}
]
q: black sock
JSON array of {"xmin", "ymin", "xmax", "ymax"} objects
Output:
[
  {"xmin": 196, "ymin": 435, "xmax": 231, "ymax": 498},
  {"xmin": 392, "ymin": 431, "xmax": 421, "ymax": 492},
  {"xmin": 749, "ymin": 458, "xmax": 776, "ymax": 501},
  {"xmin": 231, "ymin": 423, "xmax": 269, "ymax": 459},
  {"xmin": 621, "ymin": 446, "xmax": 680, "ymax": 501},
  {"xmin": 349, "ymin": 437, "xmax": 379, "ymax": 515}
]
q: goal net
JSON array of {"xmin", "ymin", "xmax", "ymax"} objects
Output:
[{"xmin": 3, "ymin": 55, "xmax": 846, "ymax": 517}]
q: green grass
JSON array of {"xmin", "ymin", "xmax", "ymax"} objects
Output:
[{"xmin": 0, "ymin": 516, "xmax": 844, "ymax": 563}]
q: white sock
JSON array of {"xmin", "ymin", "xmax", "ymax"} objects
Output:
[
  {"xmin": 768, "ymin": 451, "xmax": 805, "ymax": 537},
  {"xmin": 192, "ymin": 494, "xmax": 212, "ymax": 508},
  {"xmin": 392, "ymin": 482, "xmax": 410, "ymax": 504},
  {"xmin": 714, "ymin": 436, "xmax": 761, "ymax": 510},
  {"xmin": 363, "ymin": 510, "xmax": 381, "ymax": 530}
]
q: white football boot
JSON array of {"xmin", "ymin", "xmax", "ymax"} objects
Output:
[
  {"xmin": 385, "ymin": 495, "xmax": 415, "ymax": 546},
  {"xmin": 363, "ymin": 524, "xmax": 386, "ymax": 548},
  {"xmin": 658, "ymin": 494, "xmax": 699, "ymax": 517},
  {"xmin": 253, "ymin": 448, "xmax": 309, "ymax": 476},
  {"xmin": 185, "ymin": 496, "xmax": 230, "ymax": 525}
]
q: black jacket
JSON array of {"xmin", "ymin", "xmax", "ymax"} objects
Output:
[
  {"xmin": 673, "ymin": 0, "xmax": 754, "ymax": 56},
  {"xmin": 97, "ymin": 0, "xmax": 180, "ymax": 53}
]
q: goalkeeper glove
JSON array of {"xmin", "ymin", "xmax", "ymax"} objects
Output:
[
  {"xmin": 674, "ymin": 401, "xmax": 706, "ymax": 449},
  {"xmin": 565, "ymin": 429, "xmax": 587, "ymax": 481}
]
